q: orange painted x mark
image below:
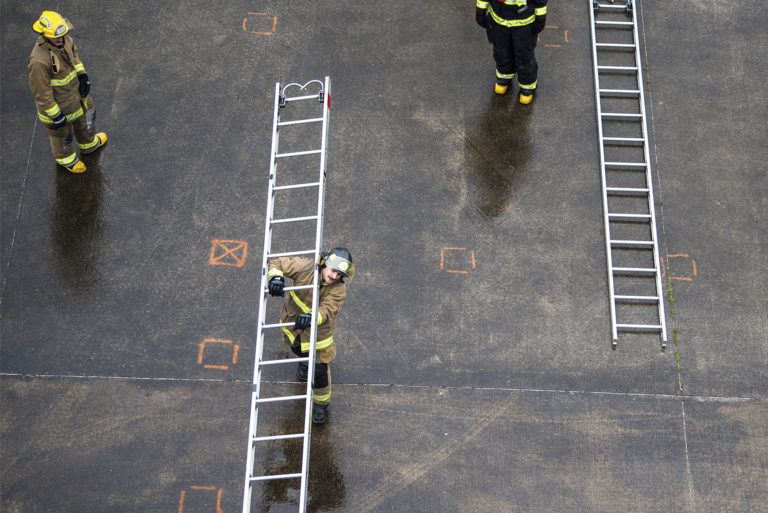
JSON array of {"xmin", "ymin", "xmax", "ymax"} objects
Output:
[{"xmin": 210, "ymin": 239, "xmax": 248, "ymax": 267}]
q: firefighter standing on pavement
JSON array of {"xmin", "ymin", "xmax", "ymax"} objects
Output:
[
  {"xmin": 267, "ymin": 248, "xmax": 355, "ymax": 425},
  {"xmin": 28, "ymin": 11, "xmax": 107, "ymax": 173},
  {"xmin": 475, "ymin": 0, "xmax": 548, "ymax": 104}
]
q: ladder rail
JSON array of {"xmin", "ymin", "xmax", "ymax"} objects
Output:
[
  {"xmin": 629, "ymin": 4, "xmax": 667, "ymax": 344},
  {"xmin": 589, "ymin": 1, "xmax": 667, "ymax": 347},
  {"xmin": 243, "ymin": 81, "xmax": 282, "ymax": 512}
]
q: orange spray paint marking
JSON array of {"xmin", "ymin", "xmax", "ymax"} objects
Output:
[
  {"xmin": 661, "ymin": 254, "xmax": 697, "ymax": 282},
  {"xmin": 210, "ymin": 239, "xmax": 248, "ymax": 267},
  {"xmin": 178, "ymin": 486, "xmax": 224, "ymax": 513},
  {"xmin": 243, "ymin": 12, "xmax": 278, "ymax": 35},
  {"xmin": 441, "ymin": 247, "xmax": 476, "ymax": 274},
  {"xmin": 198, "ymin": 339, "xmax": 239, "ymax": 370}
]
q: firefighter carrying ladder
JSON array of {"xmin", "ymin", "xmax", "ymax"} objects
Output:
[
  {"xmin": 242, "ymin": 77, "xmax": 331, "ymax": 513},
  {"xmin": 588, "ymin": 1, "xmax": 667, "ymax": 349}
]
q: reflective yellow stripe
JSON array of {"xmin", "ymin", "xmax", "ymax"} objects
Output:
[
  {"xmin": 38, "ymin": 112, "xmax": 53, "ymax": 123},
  {"xmin": 290, "ymin": 291, "xmax": 311, "ymax": 314},
  {"xmin": 44, "ymin": 105, "xmax": 61, "ymax": 116},
  {"xmin": 476, "ymin": 0, "xmax": 489, "ymax": 8},
  {"xmin": 281, "ymin": 327, "xmax": 296, "ymax": 343},
  {"xmin": 489, "ymin": 7, "xmax": 535, "ymax": 26},
  {"xmin": 313, "ymin": 391, "xmax": 331, "ymax": 403},
  {"xmin": 300, "ymin": 335, "xmax": 333, "ymax": 352},
  {"xmin": 535, "ymin": 6, "xmax": 547, "ymax": 15},
  {"xmin": 50, "ymin": 70, "xmax": 78, "ymax": 87},
  {"xmin": 55, "ymin": 152, "xmax": 78, "ymax": 166},
  {"xmin": 65, "ymin": 107, "xmax": 83, "ymax": 121},
  {"xmin": 519, "ymin": 80, "xmax": 537, "ymax": 90},
  {"xmin": 78, "ymin": 135, "xmax": 100, "ymax": 150},
  {"xmin": 267, "ymin": 268, "xmax": 284, "ymax": 278},
  {"xmin": 317, "ymin": 312, "xmax": 323, "ymax": 325},
  {"xmin": 496, "ymin": 70, "xmax": 516, "ymax": 80},
  {"xmin": 74, "ymin": 64, "xmax": 85, "ymax": 73},
  {"xmin": 499, "ymin": 0, "xmax": 527, "ymax": 5}
]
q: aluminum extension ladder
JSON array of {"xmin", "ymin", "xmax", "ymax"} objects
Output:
[
  {"xmin": 242, "ymin": 77, "xmax": 331, "ymax": 513},
  {"xmin": 588, "ymin": 1, "xmax": 667, "ymax": 349}
]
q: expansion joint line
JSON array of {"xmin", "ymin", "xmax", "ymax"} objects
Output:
[{"xmin": 637, "ymin": 1, "xmax": 693, "ymax": 508}]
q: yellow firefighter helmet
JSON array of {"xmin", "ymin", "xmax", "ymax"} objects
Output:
[{"xmin": 32, "ymin": 11, "xmax": 73, "ymax": 39}]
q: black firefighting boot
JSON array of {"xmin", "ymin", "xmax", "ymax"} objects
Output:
[
  {"xmin": 312, "ymin": 403, "xmax": 328, "ymax": 424},
  {"xmin": 297, "ymin": 362, "xmax": 308, "ymax": 382}
]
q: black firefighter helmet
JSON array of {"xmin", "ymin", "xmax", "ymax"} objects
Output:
[{"xmin": 319, "ymin": 247, "xmax": 355, "ymax": 281}]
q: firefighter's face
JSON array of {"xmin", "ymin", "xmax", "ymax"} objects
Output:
[
  {"xmin": 321, "ymin": 266, "xmax": 341, "ymax": 285},
  {"xmin": 48, "ymin": 36, "xmax": 64, "ymax": 47}
]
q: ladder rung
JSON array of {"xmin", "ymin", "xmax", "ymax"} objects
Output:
[
  {"xmin": 259, "ymin": 356, "xmax": 310, "ymax": 367},
  {"xmin": 597, "ymin": 65, "xmax": 638, "ymax": 72},
  {"xmin": 283, "ymin": 94, "xmax": 321, "ymax": 103},
  {"xmin": 602, "ymin": 113, "xmax": 642, "ymax": 120},
  {"xmin": 273, "ymin": 181, "xmax": 321, "ymax": 191},
  {"xmin": 608, "ymin": 213, "xmax": 652, "ymax": 221},
  {"xmin": 603, "ymin": 136, "xmax": 645, "ymax": 145},
  {"xmin": 277, "ymin": 117, "xmax": 324, "ymax": 126},
  {"xmin": 606, "ymin": 186, "xmax": 649, "ymax": 195},
  {"xmin": 612, "ymin": 267, "xmax": 657, "ymax": 276},
  {"xmin": 267, "ymin": 249, "xmax": 316, "ymax": 258},
  {"xmin": 252, "ymin": 433, "xmax": 306, "ymax": 442},
  {"xmin": 615, "ymin": 295, "xmax": 659, "ymax": 303},
  {"xmin": 596, "ymin": 43, "xmax": 636, "ymax": 50},
  {"xmin": 604, "ymin": 161, "xmax": 646, "ymax": 170},
  {"xmin": 610, "ymin": 240, "xmax": 654, "ymax": 248},
  {"xmin": 284, "ymin": 284, "xmax": 313, "ymax": 291},
  {"xmin": 599, "ymin": 89, "xmax": 640, "ymax": 97},
  {"xmin": 275, "ymin": 149, "xmax": 323, "ymax": 158},
  {"xmin": 595, "ymin": 20, "xmax": 634, "ymax": 27},
  {"xmin": 256, "ymin": 394, "xmax": 309, "ymax": 404},
  {"xmin": 262, "ymin": 321, "xmax": 295, "ymax": 330},
  {"xmin": 594, "ymin": 3, "xmax": 631, "ymax": 10},
  {"xmin": 270, "ymin": 215, "xmax": 319, "ymax": 225},
  {"xmin": 616, "ymin": 324, "xmax": 664, "ymax": 332},
  {"xmin": 250, "ymin": 472, "xmax": 303, "ymax": 482}
]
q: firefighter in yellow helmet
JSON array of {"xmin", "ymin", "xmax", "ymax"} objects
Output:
[
  {"xmin": 267, "ymin": 248, "xmax": 355, "ymax": 424},
  {"xmin": 28, "ymin": 11, "xmax": 107, "ymax": 173}
]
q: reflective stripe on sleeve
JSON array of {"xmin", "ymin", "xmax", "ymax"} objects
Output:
[
  {"xmin": 300, "ymin": 335, "xmax": 333, "ymax": 353},
  {"xmin": 535, "ymin": 6, "xmax": 547, "ymax": 15},
  {"xmin": 267, "ymin": 268, "xmax": 284, "ymax": 278},
  {"xmin": 50, "ymin": 70, "xmax": 78, "ymax": 87}
]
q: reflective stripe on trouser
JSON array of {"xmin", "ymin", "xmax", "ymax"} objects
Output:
[
  {"xmin": 488, "ymin": 21, "xmax": 539, "ymax": 90},
  {"xmin": 282, "ymin": 328, "xmax": 336, "ymax": 404},
  {"xmin": 43, "ymin": 98, "xmax": 98, "ymax": 165}
]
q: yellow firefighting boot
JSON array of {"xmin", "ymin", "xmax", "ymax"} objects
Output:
[
  {"xmin": 64, "ymin": 161, "xmax": 87, "ymax": 173},
  {"xmin": 94, "ymin": 132, "xmax": 108, "ymax": 149},
  {"xmin": 519, "ymin": 89, "xmax": 534, "ymax": 104},
  {"xmin": 494, "ymin": 82, "xmax": 509, "ymax": 95}
]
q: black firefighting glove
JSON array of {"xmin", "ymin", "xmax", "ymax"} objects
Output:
[
  {"xmin": 533, "ymin": 15, "xmax": 546, "ymax": 33},
  {"xmin": 294, "ymin": 313, "xmax": 312, "ymax": 330},
  {"xmin": 268, "ymin": 276, "xmax": 284, "ymax": 296},
  {"xmin": 50, "ymin": 112, "xmax": 67, "ymax": 129},
  {"xmin": 475, "ymin": 7, "xmax": 489, "ymax": 29},
  {"xmin": 78, "ymin": 73, "xmax": 90, "ymax": 98}
]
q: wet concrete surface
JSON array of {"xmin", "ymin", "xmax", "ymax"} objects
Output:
[{"xmin": 2, "ymin": 1, "xmax": 767, "ymax": 512}]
